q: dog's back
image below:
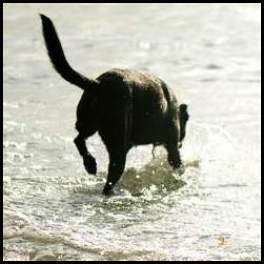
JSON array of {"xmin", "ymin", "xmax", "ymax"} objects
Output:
[{"xmin": 95, "ymin": 68, "xmax": 178, "ymax": 145}]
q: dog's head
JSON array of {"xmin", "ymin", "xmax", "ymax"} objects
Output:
[{"xmin": 178, "ymin": 103, "xmax": 189, "ymax": 148}]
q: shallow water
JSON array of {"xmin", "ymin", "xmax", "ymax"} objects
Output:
[{"xmin": 3, "ymin": 3, "xmax": 261, "ymax": 261}]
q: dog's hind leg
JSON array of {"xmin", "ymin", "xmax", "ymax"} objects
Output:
[
  {"xmin": 74, "ymin": 134, "xmax": 97, "ymax": 175},
  {"xmin": 102, "ymin": 150, "xmax": 127, "ymax": 196},
  {"xmin": 74, "ymin": 122, "xmax": 97, "ymax": 175},
  {"xmin": 101, "ymin": 95, "xmax": 132, "ymax": 196}
]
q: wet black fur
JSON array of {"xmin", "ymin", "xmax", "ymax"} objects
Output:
[{"xmin": 40, "ymin": 14, "xmax": 189, "ymax": 195}]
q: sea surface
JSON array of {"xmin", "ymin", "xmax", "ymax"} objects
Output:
[{"xmin": 3, "ymin": 3, "xmax": 261, "ymax": 261}]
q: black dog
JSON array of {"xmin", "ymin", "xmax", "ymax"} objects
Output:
[{"xmin": 40, "ymin": 15, "xmax": 189, "ymax": 195}]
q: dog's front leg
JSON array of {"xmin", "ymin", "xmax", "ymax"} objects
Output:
[
  {"xmin": 166, "ymin": 143, "xmax": 181, "ymax": 169},
  {"xmin": 165, "ymin": 123, "xmax": 182, "ymax": 170},
  {"xmin": 74, "ymin": 134, "xmax": 97, "ymax": 175}
]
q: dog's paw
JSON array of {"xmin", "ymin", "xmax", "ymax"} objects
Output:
[
  {"xmin": 83, "ymin": 155, "xmax": 97, "ymax": 175},
  {"xmin": 102, "ymin": 184, "xmax": 114, "ymax": 196},
  {"xmin": 169, "ymin": 158, "xmax": 182, "ymax": 170},
  {"xmin": 175, "ymin": 163, "xmax": 185, "ymax": 175}
]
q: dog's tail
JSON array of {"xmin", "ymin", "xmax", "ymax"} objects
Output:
[{"xmin": 40, "ymin": 14, "xmax": 98, "ymax": 91}]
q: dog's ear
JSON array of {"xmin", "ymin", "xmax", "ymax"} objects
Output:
[
  {"xmin": 179, "ymin": 104, "xmax": 188, "ymax": 116},
  {"xmin": 179, "ymin": 104, "xmax": 189, "ymax": 121},
  {"xmin": 179, "ymin": 103, "xmax": 189, "ymax": 143},
  {"xmin": 180, "ymin": 104, "xmax": 187, "ymax": 110}
]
